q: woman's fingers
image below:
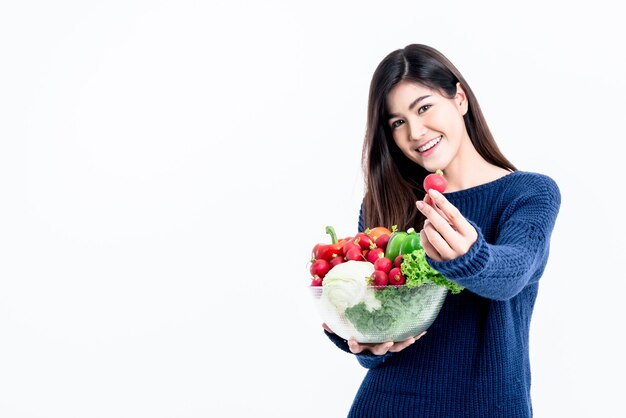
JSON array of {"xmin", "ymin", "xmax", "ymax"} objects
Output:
[
  {"xmin": 418, "ymin": 190, "xmax": 478, "ymax": 257},
  {"xmin": 388, "ymin": 331, "xmax": 427, "ymax": 353},
  {"xmin": 423, "ymin": 222, "xmax": 454, "ymax": 260},
  {"xmin": 348, "ymin": 339, "xmax": 393, "ymax": 355},
  {"xmin": 419, "ymin": 227, "xmax": 443, "ymax": 261},
  {"xmin": 348, "ymin": 331, "xmax": 427, "ymax": 355},
  {"xmin": 417, "ymin": 200, "xmax": 458, "ymax": 246},
  {"xmin": 427, "ymin": 189, "xmax": 472, "ymax": 236},
  {"xmin": 424, "ymin": 193, "xmax": 451, "ymax": 223}
]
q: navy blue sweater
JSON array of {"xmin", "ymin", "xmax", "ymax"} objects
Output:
[{"xmin": 325, "ymin": 171, "xmax": 561, "ymax": 418}]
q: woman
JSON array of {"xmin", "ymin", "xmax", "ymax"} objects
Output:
[{"xmin": 323, "ymin": 44, "xmax": 561, "ymax": 417}]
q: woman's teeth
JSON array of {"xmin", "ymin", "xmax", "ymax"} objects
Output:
[{"xmin": 418, "ymin": 135, "xmax": 442, "ymax": 152}]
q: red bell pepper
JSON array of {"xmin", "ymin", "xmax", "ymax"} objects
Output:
[{"xmin": 311, "ymin": 226, "xmax": 349, "ymax": 262}]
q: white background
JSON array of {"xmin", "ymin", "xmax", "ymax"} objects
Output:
[{"xmin": 1, "ymin": 1, "xmax": 624, "ymax": 417}]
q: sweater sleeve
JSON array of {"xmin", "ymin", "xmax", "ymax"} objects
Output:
[{"xmin": 427, "ymin": 176, "xmax": 561, "ymax": 301}]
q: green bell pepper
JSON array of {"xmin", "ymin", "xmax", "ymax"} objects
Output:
[{"xmin": 384, "ymin": 227, "xmax": 422, "ymax": 262}]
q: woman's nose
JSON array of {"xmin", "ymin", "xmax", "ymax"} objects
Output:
[{"xmin": 409, "ymin": 120, "xmax": 427, "ymax": 141}]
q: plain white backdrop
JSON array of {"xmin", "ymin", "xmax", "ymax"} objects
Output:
[{"xmin": 1, "ymin": 1, "xmax": 625, "ymax": 417}]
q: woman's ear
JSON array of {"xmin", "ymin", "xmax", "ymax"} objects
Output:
[{"xmin": 455, "ymin": 82, "xmax": 469, "ymax": 116}]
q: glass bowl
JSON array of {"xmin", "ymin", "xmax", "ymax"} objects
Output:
[{"xmin": 309, "ymin": 282, "xmax": 448, "ymax": 343}]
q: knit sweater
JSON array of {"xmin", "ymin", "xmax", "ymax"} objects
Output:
[{"xmin": 325, "ymin": 171, "xmax": 561, "ymax": 418}]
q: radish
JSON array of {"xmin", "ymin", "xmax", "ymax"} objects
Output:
[
  {"xmin": 329, "ymin": 256, "xmax": 344, "ymax": 268},
  {"xmin": 366, "ymin": 248, "xmax": 384, "ymax": 263},
  {"xmin": 370, "ymin": 270, "xmax": 389, "ymax": 286},
  {"xmin": 374, "ymin": 234, "xmax": 390, "ymax": 250},
  {"xmin": 423, "ymin": 169, "xmax": 447, "ymax": 193},
  {"xmin": 310, "ymin": 259, "xmax": 330, "ymax": 279},
  {"xmin": 373, "ymin": 257, "xmax": 392, "ymax": 273},
  {"xmin": 389, "ymin": 267, "xmax": 406, "ymax": 286},
  {"xmin": 311, "ymin": 276, "xmax": 323, "ymax": 286},
  {"xmin": 344, "ymin": 247, "xmax": 364, "ymax": 261}
]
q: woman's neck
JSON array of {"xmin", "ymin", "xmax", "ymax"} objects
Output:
[{"xmin": 443, "ymin": 141, "xmax": 511, "ymax": 193}]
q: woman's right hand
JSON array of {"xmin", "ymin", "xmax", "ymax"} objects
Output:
[{"xmin": 322, "ymin": 323, "xmax": 426, "ymax": 355}]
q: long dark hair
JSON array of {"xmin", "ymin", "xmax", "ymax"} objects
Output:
[{"xmin": 361, "ymin": 44, "xmax": 517, "ymax": 231}]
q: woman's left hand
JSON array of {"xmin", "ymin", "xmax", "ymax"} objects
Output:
[{"xmin": 416, "ymin": 189, "xmax": 478, "ymax": 262}]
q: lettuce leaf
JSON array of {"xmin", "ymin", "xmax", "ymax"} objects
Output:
[{"xmin": 401, "ymin": 249, "xmax": 464, "ymax": 294}]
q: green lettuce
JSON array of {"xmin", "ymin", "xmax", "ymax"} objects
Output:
[
  {"xmin": 401, "ymin": 249, "xmax": 464, "ymax": 294},
  {"xmin": 344, "ymin": 285, "xmax": 441, "ymax": 340}
]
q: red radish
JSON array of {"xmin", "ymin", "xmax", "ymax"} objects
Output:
[
  {"xmin": 342, "ymin": 240, "xmax": 361, "ymax": 256},
  {"xmin": 374, "ymin": 257, "xmax": 392, "ymax": 273},
  {"xmin": 371, "ymin": 270, "xmax": 389, "ymax": 286},
  {"xmin": 354, "ymin": 232, "xmax": 373, "ymax": 251},
  {"xmin": 366, "ymin": 248, "xmax": 384, "ymax": 263},
  {"xmin": 389, "ymin": 267, "xmax": 406, "ymax": 286},
  {"xmin": 394, "ymin": 255, "xmax": 404, "ymax": 268},
  {"xmin": 423, "ymin": 169, "xmax": 447, "ymax": 193},
  {"xmin": 311, "ymin": 276, "xmax": 323, "ymax": 286},
  {"xmin": 329, "ymin": 256, "xmax": 344, "ymax": 268},
  {"xmin": 374, "ymin": 234, "xmax": 390, "ymax": 250},
  {"xmin": 344, "ymin": 247, "xmax": 364, "ymax": 261},
  {"xmin": 310, "ymin": 259, "xmax": 330, "ymax": 279}
]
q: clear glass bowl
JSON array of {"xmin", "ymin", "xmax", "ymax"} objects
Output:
[{"xmin": 309, "ymin": 282, "xmax": 448, "ymax": 343}]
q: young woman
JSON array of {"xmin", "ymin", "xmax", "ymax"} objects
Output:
[{"xmin": 323, "ymin": 44, "xmax": 561, "ymax": 417}]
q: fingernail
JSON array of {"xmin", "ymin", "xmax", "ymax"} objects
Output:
[{"xmin": 416, "ymin": 201, "xmax": 425, "ymax": 210}]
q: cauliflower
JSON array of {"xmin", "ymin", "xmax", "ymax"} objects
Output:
[{"xmin": 322, "ymin": 261, "xmax": 381, "ymax": 312}]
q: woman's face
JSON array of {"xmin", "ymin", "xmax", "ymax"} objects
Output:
[{"xmin": 386, "ymin": 81, "xmax": 469, "ymax": 173}]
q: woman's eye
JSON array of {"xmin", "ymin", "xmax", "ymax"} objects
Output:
[
  {"xmin": 391, "ymin": 120, "xmax": 404, "ymax": 129},
  {"xmin": 417, "ymin": 104, "xmax": 432, "ymax": 114}
]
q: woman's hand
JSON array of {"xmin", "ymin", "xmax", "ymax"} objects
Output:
[
  {"xmin": 322, "ymin": 323, "xmax": 425, "ymax": 355},
  {"xmin": 417, "ymin": 189, "xmax": 478, "ymax": 262}
]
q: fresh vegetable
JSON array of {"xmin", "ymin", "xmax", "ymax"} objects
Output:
[
  {"xmin": 344, "ymin": 246, "xmax": 365, "ymax": 261},
  {"xmin": 329, "ymin": 256, "xmax": 344, "ymax": 268},
  {"xmin": 370, "ymin": 270, "xmax": 389, "ymax": 286},
  {"xmin": 374, "ymin": 234, "xmax": 390, "ymax": 250},
  {"xmin": 311, "ymin": 226, "xmax": 345, "ymax": 262},
  {"xmin": 308, "ymin": 224, "xmax": 463, "ymax": 343},
  {"xmin": 401, "ymin": 249, "xmax": 464, "ymax": 294},
  {"xmin": 373, "ymin": 257, "xmax": 392, "ymax": 273},
  {"xmin": 384, "ymin": 227, "xmax": 422, "ymax": 262},
  {"xmin": 423, "ymin": 169, "xmax": 447, "ymax": 193},
  {"xmin": 343, "ymin": 284, "xmax": 446, "ymax": 341},
  {"xmin": 310, "ymin": 259, "xmax": 330, "ymax": 279},
  {"xmin": 322, "ymin": 261, "xmax": 380, "ymax": 312},
  {"xmin": 366, "ymin": 248, "xmax": 384, "ymax": 263},
  {"xmin": 354, "ymin": 232, "xmax": 373, "ymax": 251},
  {"xmin": 388, "ymin": 267, "xmax": 405, "ymax": 286},
  {"xmin": 366, "ymin": 226, "xmax": 393, "ymax": 242}
]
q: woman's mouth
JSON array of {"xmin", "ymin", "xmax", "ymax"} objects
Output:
[{"xmin": 417, "ymin": 135, "xmax": 442, "ymax": 153}]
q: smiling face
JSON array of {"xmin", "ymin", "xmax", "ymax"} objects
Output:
[{"xmin": 386, "ymin": 81, "xmax": 470, "ymax": 173}]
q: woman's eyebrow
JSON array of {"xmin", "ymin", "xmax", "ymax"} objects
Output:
[{"xmin": 387, "ymin": 95, "xmax": 432, "ymax": 119}]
